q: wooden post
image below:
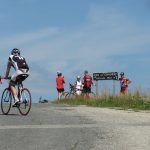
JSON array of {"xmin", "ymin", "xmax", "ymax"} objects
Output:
[
  {"xmin": 96, "ymin": 80, "xmax": 99, "ymax": 96},
  {"xmin": 113, "ymin": 80, "xmax": 116, "ymax": 96}
]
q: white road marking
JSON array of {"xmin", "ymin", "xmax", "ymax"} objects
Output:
[{"xmin": 0, "ymin": 124, "xmax": 99, "ymax": 130}]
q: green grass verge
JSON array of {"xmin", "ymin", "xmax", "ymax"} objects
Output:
[{"xmin": 53, "ymin": 94, "xmax": 150, "ymax": 110}]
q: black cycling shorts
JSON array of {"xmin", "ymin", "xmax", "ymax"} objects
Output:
[
  {"xmin": 57, "ymin": 88, "xmax": 64, "ymax": 92},
  {"xmin": 83, "ymin": 86, "xmax": 91, "ymax": 93}
]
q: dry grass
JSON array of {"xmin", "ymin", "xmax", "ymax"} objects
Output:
[{"xmin": 53, "ymin": 90, "xmax": 150, "ymax": 110}]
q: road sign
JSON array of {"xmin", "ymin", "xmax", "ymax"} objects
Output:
[{"xmin": 93, "ymin": 72, "xmax": 118, "ymax": 80}]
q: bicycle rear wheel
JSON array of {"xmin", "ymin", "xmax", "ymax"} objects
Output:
[
  {"xmin": 60, "ymin": 92, "xmax": 69, "ymax": 99},
  {"xmin": 18, "ymin": 88, "xmax": 32, "ymax": 116},
  {"xmin": 1, "ymin": 88, "xmax": 12, "ymax": 115}
]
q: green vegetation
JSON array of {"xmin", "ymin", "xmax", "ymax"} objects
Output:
[{"xmin": 53, "ymin": 93, "xmax": 150, "ymax": 111}]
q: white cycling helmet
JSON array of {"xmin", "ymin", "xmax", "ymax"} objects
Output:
[
  {"xmin": 57, "ymin": 71, "xmax": 61, "ymax": 75},
  {"xmin": 77, "ymin": 76, "xmax": 80, "ymax": 79}
]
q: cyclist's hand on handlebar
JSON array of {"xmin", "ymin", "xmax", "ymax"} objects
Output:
[
  {"xmin": 6, "ymin": 76, "xmax": 11, "ymax": 80},
  {"xmin": 4, "ymin": 76, "xmax": 11, "ymax": 80}
]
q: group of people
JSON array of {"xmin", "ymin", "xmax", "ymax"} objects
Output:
[
  {"xmin": 56, "ymin": 70, "xmax": 132, "ymax": 100},
  {"xmin": 56, "ymin": 70, "xmax": 93, "ymax": 100}
]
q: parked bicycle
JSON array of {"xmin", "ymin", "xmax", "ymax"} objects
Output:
[
  {"xmin": 60, "ymin": 83, "xmax": 96, "ymax": 99},
  {"xmin": 1, "ymin": 76, "xmax": 32, "ymax": 115}
]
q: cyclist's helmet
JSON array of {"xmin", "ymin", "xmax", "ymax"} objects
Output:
[
  {"xmin": 57, "ymin": 71, "xmax": 62, "ymax": 76},
  {"xmin": 84, "ymin": 70, "xmax": 88, "ymax": 75},
  {"xmin": 11, "ymin": 48, "xmax": 20, "ymax": 55},
  {"xmin": 77, "ymin": 76, "xmax": 80, "ymax": 79},
  {"xmin": 120, "ymin": 72, "xmax": 124, "ymax": 76}
]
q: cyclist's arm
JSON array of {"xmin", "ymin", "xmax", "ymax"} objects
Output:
[
  {"xmin": 26, "ymin": 63, "xmax": 29, "ymax": 72},
  {"xmin": 127, "ymin": 79, "xmax": 132, "ymax": 84},
  {"xmin": 24, "ymin": 58, "xmax": 29, "ymax": 71},
  {"xmin": 62, "ymin": 76, "xmax": 65, "ymax": 84},
  {"xmin": 5, "ymin": 61, "xmax": 11, "ymax": 78}
]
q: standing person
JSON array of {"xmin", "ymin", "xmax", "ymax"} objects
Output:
[
  {"xmin": 82, "ymin": 70, "xmax": 93, "ymax": 98},
  {"xmin": 74, "ymin": 76, "xmax": 83, "ymax": 96},
  {"xmin": 5, "ymin": 48, "xmax": 29, "ymax": 107},
  {"xmin": 56, "ymin": 71, "xmax": 65, "ymax": 100},
  {"xmin": 119, "ymin": 72, "xmax": 131, "ymax": 95}
]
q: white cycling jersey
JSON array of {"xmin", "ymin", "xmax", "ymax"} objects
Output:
[
  {"xmin": 9, "ymin": 54, "xmax": 29, "ymax": 70},
  {"xmin": 8, "ymin": 54, "xmax": 29, "ymax": 82},
  {"xmin": 75, "ymin": 80, "xmax": 83, "ymax": 96},
  {"xmin": 75, "ymin": 81, "xmax": 83, "ymax": 90}
]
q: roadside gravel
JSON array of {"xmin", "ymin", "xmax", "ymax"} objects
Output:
[{"xmin": 74, "ymin": 106, "xmax": 150, "ymax": 150}]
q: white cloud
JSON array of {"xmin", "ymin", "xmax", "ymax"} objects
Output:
[{"xmin": 0, "ymin": 27, "xmax": 59, "ymax": 50}]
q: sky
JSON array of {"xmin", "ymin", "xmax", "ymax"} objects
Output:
[{"xmin": 0, "ymin": 0, "xmax": 150, "ymax": 102}]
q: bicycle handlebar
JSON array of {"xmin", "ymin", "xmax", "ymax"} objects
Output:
[
  {"xmin": 0, "ymin": 77, "xmax": 11, "ymax": 80},
  {"xmin": 0, "ymin": 76, "xmax": 11, "ymax": 84}
]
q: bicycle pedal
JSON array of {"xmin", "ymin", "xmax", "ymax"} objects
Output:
[{"xmin": 12, "ymin": 102, "xmax": 20, "ymax": 107}]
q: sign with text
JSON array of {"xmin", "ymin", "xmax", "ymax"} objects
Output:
[{"xmin": 93, "ymin": 72, "xmax": 118, "ymax": 80}]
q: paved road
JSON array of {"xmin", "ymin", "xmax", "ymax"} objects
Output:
[{"xmin": 0, "ymin": 103, "xmax": 150, "ymax": 150}]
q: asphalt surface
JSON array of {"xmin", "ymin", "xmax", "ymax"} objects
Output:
[
  {"xmin": 0, "ymin": 103, "xmax": 150, "ymax": 150},
  {"xmin": 0, "ymin": 103, "xmax": 99, "ymax": 150}
]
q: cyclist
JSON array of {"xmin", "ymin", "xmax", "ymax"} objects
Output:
[
  {"xmin": 5, "ymin": 48, "xmax": 29, "ymax": 107},
  {"xmin": 56, "ymin": 71, "xmax": 65, "ymax": 100},
  {"xmin": 74, "ymin": 76, "xmax": 83, "ymax": 96},
  {"xmin": 82, "ymin": 70, "xmax": 93, "ymax": 98},
  {"xmin": 119, "ymin": 72, "xmax": 131, "ymax": 95}
]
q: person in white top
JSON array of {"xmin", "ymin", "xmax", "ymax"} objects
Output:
[{"xmin": 74, "ymin": 76, "xmax": 83, "ymax": 96}]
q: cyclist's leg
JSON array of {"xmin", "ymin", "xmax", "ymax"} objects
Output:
[
  {"xmin": 76, "ymin": 89, "xmax": 82, "ymax": 96},
  {"xmin": 86, "ymin": 87, "xmax": 91, "ymax": 98},
  {"xmin": 11, "ymin": 70, "xmax": 29, "ymax": 106},
  {"xmin": 10, "ymin": 72, "xmax": 19, "ymax": 106},
  {"xmin": 83, "ymin": 86, "xmax": 91, "ymax": 99},
  {"xmin": 57, "ymin": 88, "xmax": 64, "ymax": 100}
]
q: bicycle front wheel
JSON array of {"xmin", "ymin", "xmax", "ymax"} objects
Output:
[
  {"xmin": 18, "ymin": 88, "xmax": 32, "ymax": 116},
  {"xmin": 68, "ymin": 92, "xmax": 76, "ymax": 99},
  {"xmin": 1, "ymin": 88, "xmax": 12, "ymax": 115}
]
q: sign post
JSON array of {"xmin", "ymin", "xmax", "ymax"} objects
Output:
[
  {"xmin": 95, "ymin": 80, "xmax": 99, "ymax": 96},
  {"xmin": 93, "ymin": 72, "xmax": 118, "ymax": 96},
  {"xmin": 113, "ymin": 80, "xmax": 116, "ymax": 96}
]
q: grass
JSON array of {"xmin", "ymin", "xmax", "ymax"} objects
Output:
[{"xmin": 53, "ymin": 92, "xmax": 150, "ymax": 111}]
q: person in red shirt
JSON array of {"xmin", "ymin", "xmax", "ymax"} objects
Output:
[
  {"xmin": 82, "ymin": 70, "xmax": 93, "ymax": 98},
  {"xmin": 119, "ymin": 72, "xmax": 131, "ymax": 95},
  {"xmin": 56, "ymin": 71, "xmax": 65, "ymax": 100}
]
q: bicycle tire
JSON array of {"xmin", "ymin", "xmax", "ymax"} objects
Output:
[
  {"xmin": 68, "ymin": 92, "xmax": 76, "ymax": 99},
  {"xmin": 18, "ymin": 88, "xmax": 32, "ymax": 116},
  {"xmin": 59, "ymin": 92, "xmax": 69, "ymax": 99},
  {"xmin": 1, "ymin": 88, "xmax": 12, "ymax": 115}
]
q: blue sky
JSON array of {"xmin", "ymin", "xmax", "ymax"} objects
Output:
[{"xmin": 0, "ymin": 0, "xmax": 150, "ymax": 101}]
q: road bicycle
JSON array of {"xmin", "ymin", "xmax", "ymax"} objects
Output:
[
  {"xmin": 1, "ymin": 75, "xmax": 32, "ymax": 116},
  {"xmin": 60, "ymin": 83, "xmax": 96, "ymax": 99}
]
